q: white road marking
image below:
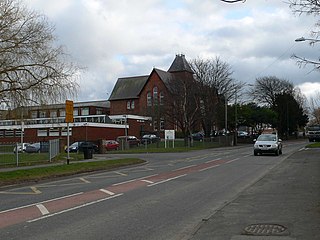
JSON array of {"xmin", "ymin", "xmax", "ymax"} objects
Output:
[
  {"xmin": 141, "ymin": 179, "xmax": 154, "ymax": 184},
  {"xmin": 79, "ymin": 177, "xmax": 91, "ymax": 183},
  {"xmin": 226, "ymin": 158, "xmax": 239, "ymax": 164},
  {"xmin": 0, "ymin": 192, "xmax": 84, "ymax": 214},
  {"xmin": 205, "ymin": 158, "xmax": 221, "ymax": 163},
  {"xmin": 100, "ymin": 189, "xmax": 115, "ymax": 196},
  {"xmin": 28, "ymin": 194, "xmax": 123, "ymax": 223},
  {"xmin": 175, "ymin": 165, "xmax": 196, "ymax": 171},
  {"xmin": 30, "ymin": 187, "xmax": 42, "ymax": 194},
  {"xmin": 36, "ymin": 204, "xmax": 49, "ymax": 215},
  {"xmin": 199, "ymin": 165, "xmax": 220, "ymax": 172},
  {"xmin": 112, "ymin": 174, "xmax": 159, "ymax": 186},
  {"xmin": 147, "ymin": 174, "xmax": 187, "ymax": 187}
]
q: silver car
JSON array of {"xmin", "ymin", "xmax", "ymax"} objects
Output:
[{"xmin": 253, "ymin": 134, "xmax": 282, "ymax": 156}]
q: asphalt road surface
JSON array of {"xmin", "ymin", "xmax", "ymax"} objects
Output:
[{"xmin": 0, "ymin": 140, "xmax": 308, "ymax": 240}]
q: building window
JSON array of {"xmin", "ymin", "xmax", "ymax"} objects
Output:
[
  {"xmin": 160, "ymin": 92, "xmax": 164, "ymax": 105},
  {"xmin": 153, "ymin": 86, "xmax": 158, "ymax": 105},
  {"xmin": 49, "ymin": 128, "xmax": 59, "ymax": 136},
  {"xmin": 127, "ymin": 101, "xmax": 131, "ymax": 110},
  {"xmin": 131, "ymin": 100, "xmax": 135, "ymax": 109},
  {"xmin": 31, "ymin": 111, "xmax": 37, "ymax": 119},
  {"xmin": 61, "ymin": 127, "xmax": 72, "ymax": 136},
  {"xmin": 37, "ymin": 129, "xmax": 48, "ymax": 137},
  {"xmin": 73, "ymin": 108, "xmax": 78, "ymax": 116},
  {"xmin": 5, "ymin": 130, "xmax": 14, "ymax": 137},
  {"xmin": 39, "ymin": 111, "xmax": 46, "ymax": 118},
  {"xmin": 96, "ymin": 108, "xmax": 103, "ymax": 115},
  {"xmin": 50, "ymin": 110, "xmax": 57, "ymax": 118},
  {"xmin": 60, "ymin": 110, "xmax": 66, "ymax": 117},
  {"xmin": 153, "ymin": 120, "xmax": 158, "ymax": 131},
  {"xmin": 81, "ymin": 107, "xmax": 89, "ymax": 116},
  {"xmin": 160, "ymin": 119, "xmax": 165, "ymax": 131},
  {"xmin": 147, "ymin": 92, "xmax": 152, "ymax": 106}
]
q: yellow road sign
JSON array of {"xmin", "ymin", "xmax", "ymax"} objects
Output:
[{"xmin": 65, "ymin": 100, "xmax": 74, "ymax": 123}]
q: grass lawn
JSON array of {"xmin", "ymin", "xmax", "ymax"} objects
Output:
[
  {"xmin": 0, "ymin": 158, "xmax": 145, "ymax": 186},
  {"xmin": 306, "ymin": 142, "xmax": 320, "ymax": 148}
]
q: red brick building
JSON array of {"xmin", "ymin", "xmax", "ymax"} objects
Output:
[
  {"xmin": 109, "ymin": 54, "xmax": 194, "ymax": 137},
  {"xmin": 0, "ymin": 101, "xmax": 125, "ymax": 149}
]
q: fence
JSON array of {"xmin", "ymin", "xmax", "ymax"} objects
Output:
[{"xmin": 0, "ymin": 139, "xmax": 60, "ymax": 168}]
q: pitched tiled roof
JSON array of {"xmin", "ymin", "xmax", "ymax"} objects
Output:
[
  {"xmin": 108, "ymin": 75, "xmax": 149, "ymax": 100},
  {"xmin": 168, "ymin": 54, "xmax": 194, "ymax": 74},
  {"xmin": 153, "ymin": 68, "xmax": 174, "ymax": 89}
]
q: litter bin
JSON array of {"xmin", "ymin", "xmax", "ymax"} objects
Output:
[{"xmin": 82, "ymin": 142, "xmax": 93, "ymax": 159}]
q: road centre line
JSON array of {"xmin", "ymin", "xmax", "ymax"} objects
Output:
[
  {"xmin": 28, "ymin": 194, "xmax": 123, "ymax": 223},
  {"xmin": 147, "ymin": 174, "xmax": 187, "ymax": 187},
  {"xmin": 0, "ymin": 192, "xmax": 84, "ymax": 214},
  {"xmin": 36, "ymin": 204, "xmax": 49, "ymax": 215}
]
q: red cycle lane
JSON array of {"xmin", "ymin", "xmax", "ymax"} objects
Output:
[{"xmin": 0, "ymin": 158, "xmax": 232, "ymax": 229}]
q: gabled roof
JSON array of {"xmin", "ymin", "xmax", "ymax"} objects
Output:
[
  {"xmin": 108, "ymin": 75, "xmax": 149, "ymax": 101},
  {"xmin": 153, "ymin": 68, "xmax": 174, "ymax": 89},
  {"xmin": 168, "ymin": 54, "xmax": 194, "ymax": 74}
]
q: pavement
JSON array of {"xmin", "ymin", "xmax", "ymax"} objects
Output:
[{"xmin": 189, "ymin": 148, "xmax": 320, "ymax": 240}]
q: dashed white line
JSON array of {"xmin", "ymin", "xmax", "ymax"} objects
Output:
[
  {"xmin": 175, "ymin": 165, "xmax": 196, "ymax": 171},
  {"xmin": 147, "ymin": 174, "xmax": 187, "ymax": 187},
  {"xmin": 100, "ymin": 189, "xmax": 115, "ymax": 196},
  {"xmin": 141, "ymin": 179, "xmax": 154, "ymax": 184},
  {"xmin": 199, "ymin": 165, "xmax": 220, "ymax": 172},
  {"xmin": 79, "ymin": 177, "xmax": 91, "ymax": 183},
  {"xmin": 28, "ymin": 194, "xmax": 123, "ymax": 223},
  {"xmin": 226, "ymin": 158, "xmax": 239, "ymax": 164},
  {"xmin": 205, "ymin": 158, "xmax": 221, "ymax": 163},
  {"xmin": 36, "ymin": 204, "xmax": 49, "ymax": 215},
  {"xmin": 0, "ymin": 192, "xmax": 84, "ymax": 214}
]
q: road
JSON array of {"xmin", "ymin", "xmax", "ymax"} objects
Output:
[{"xmin": 0, "ymin": 140, "xmax": 308, "ymax": 240}]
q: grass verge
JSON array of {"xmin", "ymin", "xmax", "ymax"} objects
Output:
[
  {"xmin": 306, "ymin": 142, "xmax": 320, "ymax": 148},
  {"xmin": 0, "ymin": 158, "xmax": 145, "ymax": 187}
]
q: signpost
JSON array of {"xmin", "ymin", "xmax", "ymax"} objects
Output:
[
  {"xmin": 65, "ymin": 100, "xmax": 74, "ymax": 164},
  {"xmin": 165, "ymin": 130, "xmax": 175, "ymax": 148}
]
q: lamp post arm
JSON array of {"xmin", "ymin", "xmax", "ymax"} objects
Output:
[{"xmin": 221, "ymin": 0, "xmax": 246, "ymax": 3}]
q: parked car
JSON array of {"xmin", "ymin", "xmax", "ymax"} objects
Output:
[
  {"xmin": 116, "ymin": 136, "xmax": 140, "ymax": 147},
  {"xmin": 105, "ymin": 140, "xmax": 119, "ymax": 151},
  {"xmin": 13, "ymin": 143, "xmax": 30, "ymax": 153},
  {"xmin": 65, "ymin": 141, "xmax": 99, "ymax": 153},
  {"xmin": 25, "ymin": 142, "xmax": 41, "ymax": 153},
  {"xmin": 192, "ymin": 132, "xmax": 204, "ymax": 141},
  {"xmin": 141, "ymin": 134, "xmax": 160, "ymax": 144},
  {"xmin": 253, "ymin": 134, "xmax": 282, "ymax": 156},
  {"xmin": 237, "ymin": 131, "xmax": 249, "ymax": 138}
]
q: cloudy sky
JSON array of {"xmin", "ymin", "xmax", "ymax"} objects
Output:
[{"xmin": 25, "ymin": 0, "xmax": 320, "ymax": 102}]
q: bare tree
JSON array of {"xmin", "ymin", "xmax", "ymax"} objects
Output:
[
  {"xmin": 0, "ymin": 0, "xmax": 79, "ymax": 109},
  {"xmin": 191, "ymin": 57, "xmax": 241, "ymax": 135},
  {"xmin": 249, "ymin": 76, "xmax": 295, "ymax": 107},
  {"xmin": 309, "ymin": 91, "xmax": 320, "ymax": 124},
  {"xmin": 165, "ymin": 72, "xmax": 200, "ymax": 145}
]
